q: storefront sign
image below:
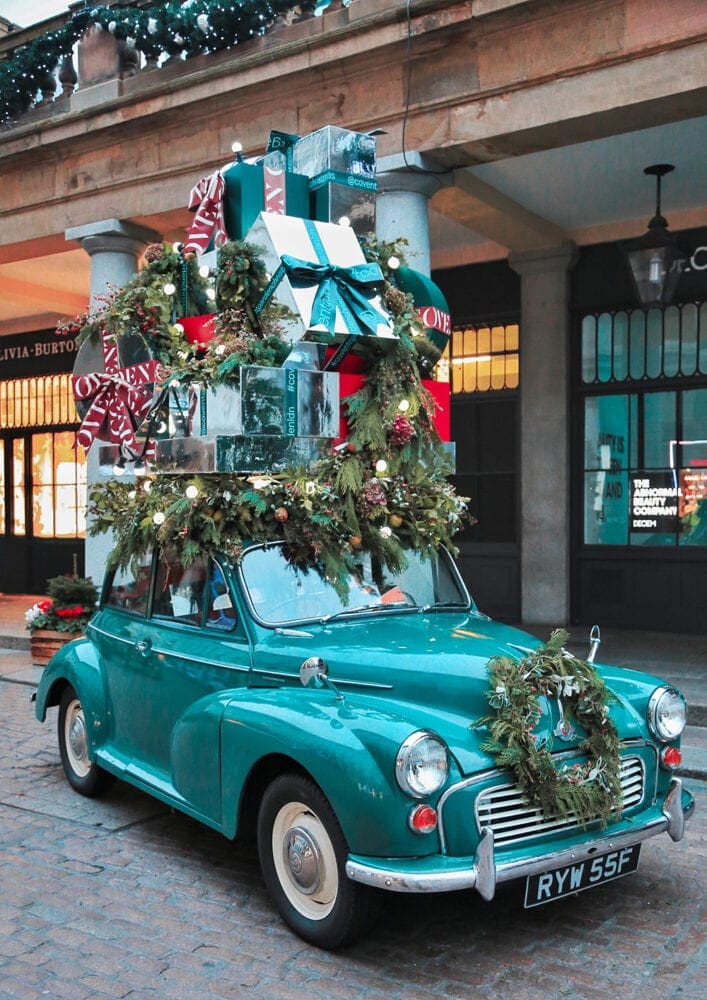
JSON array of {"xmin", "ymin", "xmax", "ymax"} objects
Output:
[
  {"xmin": 630, "ymin": 472, "xmax": 680, "ymax": 533},
  {"xmin": 0, "ymin": 330, "xmax": 78, "ymax": 378}
]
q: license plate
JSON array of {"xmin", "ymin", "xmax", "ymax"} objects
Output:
[{"xmin": 524, "ymin": 843, "xmax": 641, "ymax": 908}]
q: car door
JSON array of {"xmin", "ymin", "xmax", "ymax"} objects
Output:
[{"xmin": 101, "ymin": 553, "xmax": 251, "ymax": 821}]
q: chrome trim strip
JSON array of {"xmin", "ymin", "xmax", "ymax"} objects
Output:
[
  {"xmin": 87, "ymin": 624, "xmax": 134, "ymax": 647},
  {"xmin": 347, "ymin": 780, "xmax": 689, "ymax": 894},
  {"xmin": 250, "ymin": 668, "xmax": 393, "ymax": 691},
  {"xmin": 152, "ymin": 648, "xmax": 250, "ymax": 672}
]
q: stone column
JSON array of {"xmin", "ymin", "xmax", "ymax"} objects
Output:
[
  {"xmin": 65, "ymin": 219, "xmax": 160, "ymax": 584},
  {"xmin": 509, "ymin": 243, "xmax": 578, "ymax": 627},
  {"xmin": 376, "ymin": 152, "xmax": 449, "ymax": 276}
]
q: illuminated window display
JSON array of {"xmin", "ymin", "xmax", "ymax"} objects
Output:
[{"xmin": 581, "ymin": 304, "xmax": 706, "ymax": 547}]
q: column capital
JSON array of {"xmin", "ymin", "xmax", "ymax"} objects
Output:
[
  {"xmin": 65, "ymin": 219, "xmax": 160, "ymax": 258},
  {"xmin": 508, "ymin": 241, "xmax": 578, "ymax": 276},
  {"xmin": 377, "ymin": 152, "xmax": 451, "ymax": 200}
]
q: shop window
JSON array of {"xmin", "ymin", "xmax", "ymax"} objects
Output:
[
  {"xmin": 0, "ymin": 374, "xmax": 78, "ymax": 429},
  {"xmin": 581, "ymin": 303, "xmax": 706, "ymax": 384},
  {"xmin": 0, "ymin": 440, "xmax": 5, "ymax": 534},
  {"xmin": 582, "ymin": 388, "xmax": 707, "ymax": 547},
  {"xmin": 31, "ymin": 432, "xmax": 87, "ymax": 539},
  {"xmin": 449, "ymin": 323, "xmax": 519, "ymax": 394},
  {"xmin": 12, "ymin": 438, "xmax": 25, "ymax": 536}
]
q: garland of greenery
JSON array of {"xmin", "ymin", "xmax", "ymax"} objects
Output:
[
  {"xmin": 0, "ymin": 1, "xmax": 337, "ymax": 127},
  {"xmin": 78, "ymin": 231, "xmax": 468, "ymax": 589},
  {"xmin": 474, "ymin": 629, "xmax": 623, "ymax": 828}
]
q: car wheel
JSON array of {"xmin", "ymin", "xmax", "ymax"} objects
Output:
[
  {"xmin": 57, "ymin": 685, "xmax": 115, "ymax": 797},
  {"xmin": 257, "ymin": 773, "xmax": 377, "ymax": 949}
]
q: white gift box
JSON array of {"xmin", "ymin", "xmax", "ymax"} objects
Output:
[{"xmin": 245, "ymin": 213, "xmax": 396, "ymax": 348}]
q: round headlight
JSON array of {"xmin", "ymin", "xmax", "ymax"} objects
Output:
[
  {"xmin": 395, "ymin": 731, "xmax": 448, "ymax": 799},
  {"xmin": 647, "ymin": 686, "xmax": 687, "ymax": 742}
]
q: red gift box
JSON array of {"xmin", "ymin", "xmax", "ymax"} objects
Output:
[
  {"xmin": 181, "ymin": 314, "xmax": 216, "ymax": 349},
  {"xmin": 336, "ymin": 374, "xmax": 450, "ymax": 445}
]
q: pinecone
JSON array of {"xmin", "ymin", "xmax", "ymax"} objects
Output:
[
  {"xmin": 384, "ymin": 285, "xmax": 409, "ymax": 315},
  {"xmin": 144, "ymin": 242, "xmax": 165, "ymax": 263}
]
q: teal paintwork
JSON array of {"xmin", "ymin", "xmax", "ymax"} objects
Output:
[{"xmin": 35, "ymin": 546, "xmax": 693, "ymax": 881}]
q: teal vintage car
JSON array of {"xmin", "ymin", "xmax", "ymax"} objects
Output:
[{"xmin": 34, "ymin": 544, "xmax": 694, "ymax": 948}]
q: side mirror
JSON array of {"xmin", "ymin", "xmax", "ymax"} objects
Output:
[
  {"xmin": 299, "ymin": 656, "xmax": 343, "ymax": 700},
  {"xmin": 300, "ymin": 656, "xmax": 329, "ymax": 688}
]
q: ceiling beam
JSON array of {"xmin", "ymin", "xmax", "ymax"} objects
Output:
[
  {"xmin": 431, "ymin": 169, "xmax": 567, "ymax": 251},
  {"xmin": 1, "ymin": 275, "xmax": 88, "ymax": 315}
]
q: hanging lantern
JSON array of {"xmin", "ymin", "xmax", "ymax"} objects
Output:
[{"xmin": 622, "ymin": 164, "xmax": 688, "ymax": 307}]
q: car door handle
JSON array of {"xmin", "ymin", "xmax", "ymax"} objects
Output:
[{"xmin": 135, "ymin": 639, "xmax": 152, "ymax": 656}]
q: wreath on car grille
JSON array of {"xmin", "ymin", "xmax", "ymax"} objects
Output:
[{"xmin": 474, "ymin": 629, "xmax": 623, "ymax": 828}]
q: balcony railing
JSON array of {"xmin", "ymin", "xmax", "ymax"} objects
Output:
[{"xmin": 0, "ymin": 0, "xmax": 353, "ymax": 130}]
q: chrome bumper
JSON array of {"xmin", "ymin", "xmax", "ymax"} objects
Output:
[{"xmin": 346, "ymin": 777, "xmax": 693, "ymax": 898}]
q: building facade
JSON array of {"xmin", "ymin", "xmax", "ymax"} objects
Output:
[{"xmin": 1, "ymin": 0, "xmax": 705, "ymax": 631}]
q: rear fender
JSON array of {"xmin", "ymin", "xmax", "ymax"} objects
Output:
[
  {"xmin": 221, "ymin": 687, "xmax": 449, "ymax": 857},
  {"xmin": 34, "ymin": 638, "xmax": 110, "ymax": 752}
]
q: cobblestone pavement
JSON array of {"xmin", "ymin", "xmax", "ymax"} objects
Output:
[{"xmin": 0, "ymin": 679, "xmax": 705, "ymax": 1000}]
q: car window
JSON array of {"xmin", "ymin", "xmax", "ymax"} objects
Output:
[
  {"xmin": 205, "ymin": 559, "xmax": 238, "ymax": 631},
  {"xmin": 240, "ymin": 545, "xmax": 469, "ymax": 625},
  {"xmin": 152, "ymin": 555, "xmax": 208, "ymax": 627},
  {"xmin": 104, "ymin": 555, "xmax": 153, "ymax": 617}
]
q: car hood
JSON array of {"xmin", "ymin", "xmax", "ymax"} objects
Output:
[{"xmin": 255, "ymin": 612, "xmax": 655, "ymax": 774}]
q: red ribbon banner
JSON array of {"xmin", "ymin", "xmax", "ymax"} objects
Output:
[
  {"xmin": 73, "ymin": 331, "xmax": 160, "ymax": 455},
  {"xmin": 184, "ymin": 171, "xmax": 227, "ymax": 256}
]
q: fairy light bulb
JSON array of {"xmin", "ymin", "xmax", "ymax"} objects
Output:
[
  {"xmin": 398, "ymin": 398, "xmax": 410, "ymax": 412},
  {"xmin": 163, "ymin": 282, "xmax": 176, "ymax": 295},
  {"xmin": 338, "ymin": 216, "xmax": 351, "ymax": 227},
  {"xmin": 199, "ymin": 264, "xmax": 210, "ymax": 278},
  {"xmin": 387, "ymin": 255, "xmax": 400, "ymax": 270},
  {"xmin": 143, "ymin": 479, "xmax": 152, "ymax": 494},
  {"xmin": 173, "ymin": 322, "xmax": 185, "ymax": 334},
  {"xmin": 206, "ymin": 287, "xmax": 216, "ymax": 301},
  {"xmin": 375, "ymin": 459, "xmax": 388, "ymax": 474},
  {"xmin": 185, "ymin": 484, "xmax": 199, "ymax": 499},
  {"xmin": 153, "ymin": 511, "xmax": 165, "ymax": 525}
]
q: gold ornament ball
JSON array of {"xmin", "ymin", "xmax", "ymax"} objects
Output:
[
  {"xmin": 349, "ymin": 534, "xmax": 362, "ymax": 548},
  {"xmin": 389, "ymin": 513, "xmax": 403, "ymax": 528}
]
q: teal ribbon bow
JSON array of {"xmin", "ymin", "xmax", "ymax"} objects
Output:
[{"xmin": 256, "ymin": 254, "xmax": 387, "ymax": 338}]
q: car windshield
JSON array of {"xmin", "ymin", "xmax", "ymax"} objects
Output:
[{"xmin": 239, "ymin": 545, "xmax": 470, "ymax": 625}]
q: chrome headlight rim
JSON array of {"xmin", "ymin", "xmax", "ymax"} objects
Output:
[
  {"xmin": 647, "ymin": 685, "xmax": 687, "ymax": 743},
  {"xmin": 395, "ymin": 730, "xmax": 449, "ymax": 800}
]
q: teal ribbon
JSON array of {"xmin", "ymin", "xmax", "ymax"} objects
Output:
[
  {"xmin": 309, "ymin": 168, "xmax": 377, "ymax": 193},
  {"xmin": 254, "ymin": 219, "xmax": 387, "ymax": 339}
]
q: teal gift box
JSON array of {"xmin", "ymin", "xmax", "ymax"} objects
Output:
[{"xmin": 222, "ymin": 160, "xmax": 310, "ymax": 241}]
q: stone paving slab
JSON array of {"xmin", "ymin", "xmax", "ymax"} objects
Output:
[{"xmin": 0, "ymin": 673, "xmax": 705, "ymax": 1000}]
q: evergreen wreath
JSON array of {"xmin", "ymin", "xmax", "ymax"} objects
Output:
[{"xmin": 475, "ymin": 629, "xmax": 623, "ymax": 828}]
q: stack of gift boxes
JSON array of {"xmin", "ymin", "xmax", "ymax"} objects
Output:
[{"xmin": 86, "ymin": 125, "xmax": 452, "ymax": 476}]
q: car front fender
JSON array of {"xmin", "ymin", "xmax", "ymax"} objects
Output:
[{"xmin": 220, "ymin": 686, "xmax": 453, "ymax": 857}]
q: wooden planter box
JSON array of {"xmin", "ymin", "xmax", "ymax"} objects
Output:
[{"xmin": 30, "ymin": 629, "xmax": 82, "ymax": 667}]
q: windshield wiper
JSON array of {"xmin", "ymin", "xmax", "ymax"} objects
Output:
[
  {"xmin": 418, "ymin": 601, "xmax": 469, "ymax": 613},
  {"xmin": 320, "ymin": 601, "xmax": 415, "ymax": 624}
]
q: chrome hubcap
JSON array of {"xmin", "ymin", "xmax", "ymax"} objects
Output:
[
  {"xmin": 284, "ymin": 826, "xmax": 321, "ymax": 895},
  {"xmin": 69, "ymin": 713, "xmax": 87, "ymax": 762}
]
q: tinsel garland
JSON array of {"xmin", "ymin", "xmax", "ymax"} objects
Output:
[
  {"xmin": 1, "ymin": 1, "xmax": 344, "ymax": 127},
  {"xmin": 474, "ymin": 630, "xmax": 624, "ymax": 828}
]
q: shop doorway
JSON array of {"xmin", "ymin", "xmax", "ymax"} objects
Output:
[{"xmin": 0, "ymin": 374, "xmax": 86, "ymax": 593}]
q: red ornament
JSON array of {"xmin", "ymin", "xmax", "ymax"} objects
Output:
[{"xmin": 274, "ymin": 507, "xmax": 289, "ymax": 523}]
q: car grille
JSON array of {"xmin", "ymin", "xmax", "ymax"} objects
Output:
[{"xmin": 475, "ymin": 755, "xmax": 645, "ymax": 847}]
